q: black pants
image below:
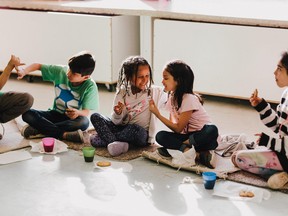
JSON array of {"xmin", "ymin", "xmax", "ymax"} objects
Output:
[{"xmin": 156, "ymin": 124, "xmax": 219, "ymax": 152}]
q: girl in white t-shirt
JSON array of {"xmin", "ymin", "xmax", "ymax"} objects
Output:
[
  {"xmin": 149, "ymin": 60, "xmax": 219, "ymax": 168},
  {"xmin": 90, "ymin": 56, "xmax": 167, "ymax": 157}
]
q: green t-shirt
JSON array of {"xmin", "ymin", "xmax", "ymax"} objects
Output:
[{"xmin": 41, "ymin": 64, "xmax": 99, "ymax": 113}]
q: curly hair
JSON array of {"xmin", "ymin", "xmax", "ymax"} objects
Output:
[{"xmin": 116, "ymin": 56, "xmax": 153, "ymax": 98}]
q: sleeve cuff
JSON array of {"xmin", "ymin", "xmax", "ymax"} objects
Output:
[
  {"xmin": 258, "ymin": 133, "xmax": 269, "ymax": 146},
  {"xmin": 254, "ymin": 99, "xmax": 267, "ymax": 112}
]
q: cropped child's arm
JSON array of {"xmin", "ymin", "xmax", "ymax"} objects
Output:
[
  {"xmin": 17, "ymin": 63, "xmax": 41, "ymax": 80},
  {"xmin": 0, "ymin": 55, "xmax": 24, "ymax": 89},
  {"xmin": 149, "ymin": 99, "xmax": 192, "ymax": 133}
]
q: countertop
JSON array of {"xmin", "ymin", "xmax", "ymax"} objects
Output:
[{"xmin": 1, "ymin": 0, "xmax": 288, "ymax": 28}]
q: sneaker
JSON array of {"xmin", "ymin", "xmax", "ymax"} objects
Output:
[
  {"xmin": 267, "ymin": 172, "xmax": 288, "ymax": 189},
  {"xmin": 197, "ymin": 150, "xmax": 217, "ymax": 169},
  {"xmin": 21, "ymin": 125, "xmax": 45, "ymax": 139},
  {"xmin": 64, "ymin": 129, "xmax": 84, "ymax": 143},
  {"xmin": 157, "ymin": 147, "xmax": 172, "ymax": 160},
  {"xmin": 107, "ymin": 141, "xmax": 129, "ymax": 156}
]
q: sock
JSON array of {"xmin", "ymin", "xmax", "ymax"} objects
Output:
[{"xmin": 107, "ymin": 141, "xmax": 129, "ymax": 156}]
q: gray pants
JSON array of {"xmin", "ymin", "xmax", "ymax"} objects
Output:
[{"xmin": 0, "ymin": 91, "xmax": 34, "ymax": 123}]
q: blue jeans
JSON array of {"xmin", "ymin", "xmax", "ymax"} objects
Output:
[
  {"xmin": 90, "ymin": 112, "xmax": 148, "ymax": 147},
  {"xmin": 156, "ymin": 124, "xmax": 219, "ymax": 152},
  {"xmin": 22, "ymin": 109, "xmax": 89, "ymax": 139}
]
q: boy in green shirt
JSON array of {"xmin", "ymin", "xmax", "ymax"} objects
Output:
[{"xmin": 17, "ymin": 51, "xmax": 99, "ymax": 143}]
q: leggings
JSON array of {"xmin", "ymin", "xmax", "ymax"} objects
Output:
[
  {"xmin": 232, "ymin": 149, "xmax": 283, "ymax": 179},
  {"xmin": 90, "ymin": 112, "xmax": 148, "ymax": 147},
  {"xmin": 156, "ymin": 124, "xmax": 219, "ymax": 152}
]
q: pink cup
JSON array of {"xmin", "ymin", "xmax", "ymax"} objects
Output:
[{"xmin": 42, "ymin": 137, "xmax": 55, "ymax": 153}]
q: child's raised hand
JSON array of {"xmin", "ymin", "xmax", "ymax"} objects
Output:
[
  {"xmin": 114, "ymin": 101, "xmax": 124, "ymax": 115},
  {"xmin": 249, "ymin": 89, "xmax": 262, "ymax": 107},
  {"xmin": 16, "ymin": 68, "xmax": 26, "ymax": 80},
  {"xmin": 149, "ymin": 99, "xmax": 159, "ymax": 116},
  {"xmin": 9, "ymin": 55, "xmax": 25, "ymax": 79},
  {"xmin": 9, "ymin": 55, "xmax": 25, "ymax": 68}
]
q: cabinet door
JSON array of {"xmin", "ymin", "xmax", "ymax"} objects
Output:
[
  {"xmin": 153, "ymin": 19, "xmax": 286, "ymax": 102},
  {"xmin": 0, "ymin": 9, "xmax": 113, "ymax": 82}
]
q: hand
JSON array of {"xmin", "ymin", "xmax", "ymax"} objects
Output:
[
  {"xmin": 249, "ymin": 88, "xmax": 262, "ymax": 107},
  {"xmin": 16, "ymin": 68, "xmax": 26, "ymax": 80},
  {"xmin": 65, "ymin": 108, "xmax": 79, "ymax": 120},
  {"xmin": 149, "ymin": 99, "xmax": 160, "ymax": 116},
  {"xmin": 114, "ymin": 101, "xmax": 124, "ymax": 115},
  {"xmin": 254, "ymin": 133, "xmax": 262, "ymax": 144},
  {"xmin": 9, "ymin": 55, "xmax": 25, "ymax": 68}
]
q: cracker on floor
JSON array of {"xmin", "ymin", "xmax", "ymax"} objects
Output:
[{"xmin": 96, "ymin": 161, "xmax": 111, "ymax": 167}]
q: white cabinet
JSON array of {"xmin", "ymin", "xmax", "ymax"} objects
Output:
[
  {"xmin": 0, "ymin": 9, "xmax": 140, "ymax": 88},
  {"xmin": 153, "ymin": 19, "xmax": 286, "ymax": 102}
]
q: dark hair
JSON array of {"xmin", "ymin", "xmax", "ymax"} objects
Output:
[
  {"xmin": 165, "ymin": 60, "xmax": 203, "ymax": 110},
  {"xmin": 68, "ymin": 51, "xmax": 96, "ymax": 76},
  {"xmin": 116, "ymin": 56, "xmax": 154, "ymax": 98},
  {"xmin": 280, "ymin": 51, "xmax": 288, "ymax": 74}
]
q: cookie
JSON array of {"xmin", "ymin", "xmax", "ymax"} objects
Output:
[
  {"xmin": 96, "ymin": 161, "xmax": 111, "ymax": 167},
  {"xmin": 239, "ymin": 190, "xmax": 254, "ymax": 198}
]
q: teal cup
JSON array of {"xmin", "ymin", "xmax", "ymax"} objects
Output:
[{"xmin": 202, "ymin": 172, "xmax": 217, "ymax": 189}]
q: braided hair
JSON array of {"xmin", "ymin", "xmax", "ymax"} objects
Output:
[{"xmin": 116, "ymin": 56, "xmax": 154, "ymax": 99}]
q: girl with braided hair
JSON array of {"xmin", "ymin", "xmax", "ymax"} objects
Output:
[{"xmin": 90, "ymin": 56, "xmax": 167, "ymax": 156}]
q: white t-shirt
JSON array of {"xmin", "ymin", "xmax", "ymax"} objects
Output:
[
  {"xmin": 111, "ymin": 88, "xmax": 151, "ymax": 130},
  {"xmin": 166, "ymin": 93, "xmax": 211, "ymax": 133}
]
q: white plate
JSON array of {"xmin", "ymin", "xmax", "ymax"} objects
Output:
[{"xmin": 29, "ymin": 139, "xmax": 68, "ymax": 155}]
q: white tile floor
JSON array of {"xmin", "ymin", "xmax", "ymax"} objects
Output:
[{"xmin": 0, "ymin": 75, "xmax": 287, "ymax": 216}]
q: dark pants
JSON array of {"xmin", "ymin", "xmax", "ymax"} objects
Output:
[
  {"xmin": 0, "ymin": 91, "xmax": 33, "ymax": 123},
  {"xmin": 156, "ymin": 124, "xmax": 219, "ymax": 152},
  {"xmin": 22, "ymin": 109, "xmax": 89, "ymax": 139},
  {"xmin": 90, "ymin": 112, "xmax": 148, "ymax": 147}
]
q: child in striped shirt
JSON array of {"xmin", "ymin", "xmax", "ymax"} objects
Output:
[{"xmin": 232, "ymin": 51, "xmax": 288, "ymax": 189}]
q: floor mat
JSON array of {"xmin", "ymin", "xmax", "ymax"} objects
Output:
[
  {"xmin": 227, "ymin": 170, "xmax": 288, "ymax": 193},
  {"xmin": 0, "ymin": 120, "xmax": 30, "ymax": 153},
  {"xmin": 64, "ymin": 128, "xmax": 159, "ymax": 161},
  {"xmin": 142, "ymin": 150, "xmax": 288, "ymax": 193},
  {"xmin": 66, "ymin": 139, "xmax": 158, "ymax": 161}
]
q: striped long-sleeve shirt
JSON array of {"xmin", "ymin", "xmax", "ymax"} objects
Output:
[{"xmin": 256, "ymin": 88, "xmax": 288, "ymax": 171}]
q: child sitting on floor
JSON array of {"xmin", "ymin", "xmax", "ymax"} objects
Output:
[
  {"xmin": 232, "ymin": 51, "xmax": 288, "ymax": 189},
  {"xmin": 149, "ymin": 60, "xmax": 219, "ymax": 168},
  {"xmin": 89, "ymin": 56, "xmax": 167, "ymax": 156},
  {"xmin": 17, "ymin": 51, "xmax": 99, "ymax": 143}
]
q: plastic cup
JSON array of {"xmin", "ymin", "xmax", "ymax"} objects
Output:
[
  {"xmin": 202, "ymin": 171, "xmax": 217, "ymax": 190},
  {"xmin": 82, "ymin": 147, "xmax": 96, "ymax": 162},
  {"xmin": 42, "ymin": 137, "xmax": 55, "ymax": 153}
]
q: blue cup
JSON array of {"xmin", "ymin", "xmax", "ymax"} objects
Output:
[{"xmin": 202, "ymin": 172, "xmax": 217, "ymax": 189}]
